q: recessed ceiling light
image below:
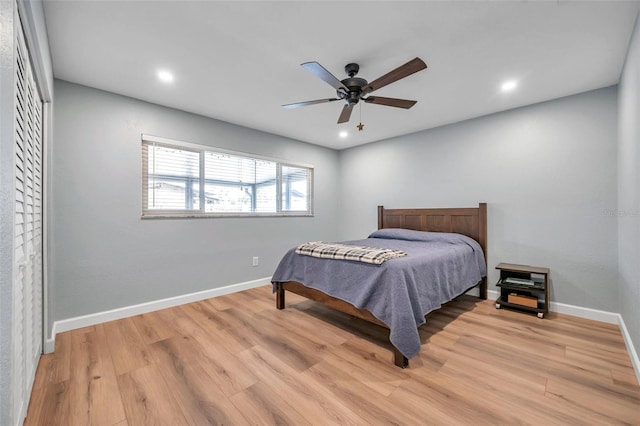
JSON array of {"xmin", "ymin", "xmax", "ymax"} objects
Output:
[
  {"xmin": 157, "ymin": 70, "xmax": 174, "ymax": 83},
  {"xmin": 339, "ymin": 131, "xmax": 348, "ymax": 138},
  {"xmin": 501, "ymin": 80, "xmax": 517, "ymax": 92}
]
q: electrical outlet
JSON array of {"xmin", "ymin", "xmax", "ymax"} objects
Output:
[{"xmin": 252, "ymin": 256, "xmax": 259, "ymax": 267}]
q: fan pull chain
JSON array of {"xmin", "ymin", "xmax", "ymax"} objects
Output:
[{"xmin": 357, "ymin": 102, "xmax": 364, "ymax": 131}]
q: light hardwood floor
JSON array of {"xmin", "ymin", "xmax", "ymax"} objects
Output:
[{"xmin": 25, "ymin": 285, "xmax": 640, "ymax": 425}]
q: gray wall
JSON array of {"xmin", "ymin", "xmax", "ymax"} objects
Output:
[
  {"xmin": 51, "ymin": 80, "xmax": 340, "ymax": 323},
  {"xmin": 618, "ymin": 11, "xmax": 640, "ymax": 360},
  {"xmin": 339, "ymin": 87, "xmax": 619, "ymax": 312}
]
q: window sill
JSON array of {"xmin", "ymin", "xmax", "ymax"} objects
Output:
[{"xmin": 141, "ymin": 212, "xmax": 314, "ymax": 219}]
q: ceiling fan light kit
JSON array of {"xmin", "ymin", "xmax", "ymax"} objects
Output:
[{"xmin": 283, "ymin": 57, "xmax": 427, "ymax": 124}]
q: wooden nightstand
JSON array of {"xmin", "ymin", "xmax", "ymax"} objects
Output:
[{"xmin": 495, "ymin": 263, "xmax": 550, "ymax": 318}]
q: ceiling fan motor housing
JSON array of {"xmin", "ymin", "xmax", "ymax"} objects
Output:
[{"xmin": 337, "ymin": 63, "xmax": 367, "ymax": 104}]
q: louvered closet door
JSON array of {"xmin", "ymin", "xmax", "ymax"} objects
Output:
[
  {"xmin": 13, "ymin": 16, "xmax": 43, "ymax": 423},
  {"xmin": 24, "ymin": 35, "xmax": 43, "ymax": 378}
]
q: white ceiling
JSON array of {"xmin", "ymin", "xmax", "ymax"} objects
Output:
[{"xmin": 43, "ymin": 1, "xmax": 640, "ymax": 150}]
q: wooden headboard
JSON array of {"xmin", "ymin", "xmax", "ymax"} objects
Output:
[{"xmin": 377, "ymin": 203, "xmax": 487, "ymax": 264}]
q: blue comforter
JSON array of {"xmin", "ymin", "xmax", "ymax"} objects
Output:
[{"xmin": 271, "ymin": 228, "xmax": 487, "ymax": 359}]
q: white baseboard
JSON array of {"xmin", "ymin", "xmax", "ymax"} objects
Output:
[
  {"xmin": 46, "ymin": 277, "xmax": 271, "ymax": 351},
  {"xmin": 486, "ymin": 289, "xmax": 498, "ymax": 300},
  {"xmin": 44, "ymin": 337, "xmax": 55, "ymax": 354},
  {"xmin": 549, "ymin": 300, "xmax": 620, "ymax": 324},
  {"xmin": 486, "ymin": 289, "xmax": 639, "ymax": 383},
  {"xmin": 617, "ymin": 315, "xmax": 640, "ymax": 385}
]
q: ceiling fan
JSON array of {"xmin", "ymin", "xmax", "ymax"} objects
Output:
[{"xmin": 282, "ymin": 57, "xmax": 427, "ymax": 124}]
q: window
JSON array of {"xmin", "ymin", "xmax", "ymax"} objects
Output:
[{"xmin": 142, "ymin": 134, "xmax": 313, "ymax": 218}]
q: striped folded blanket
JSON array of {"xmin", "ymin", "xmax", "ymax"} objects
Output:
[{"xmin": 295, "ymin": 241, "xmax": 407, "ymax": 265}]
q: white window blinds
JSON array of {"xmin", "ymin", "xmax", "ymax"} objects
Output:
[{"xmin": 142, "ymin": 135, "xmax": 313, "ymax": 218}]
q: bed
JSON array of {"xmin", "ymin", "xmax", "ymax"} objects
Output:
[{"xmin": 272, "ymin": 204, "xmax": 488, "ymax": 368}]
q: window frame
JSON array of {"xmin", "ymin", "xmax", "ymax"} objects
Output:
[{"xmin": 141, "ymin": 134, "xmax": 314, "ymax": 218}]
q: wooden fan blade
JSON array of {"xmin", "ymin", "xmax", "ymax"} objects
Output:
[
  {"xmin": 361, "ymin": 57, "xmax": 427, "ymax": 95},
  {"xmin": 337, "ymin": 103, "xmax": 354, "ymax": 124},
  {"xmin": 363, "ymin": 96, "xmax": 417, "ymax": 109},
  {"xmin": 301, "ymin": 62, "xmax": 348, "ymax": 91},
  {"xmin": 282, "ymin": 98, "xmax": 340, "ymax": 109}
]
